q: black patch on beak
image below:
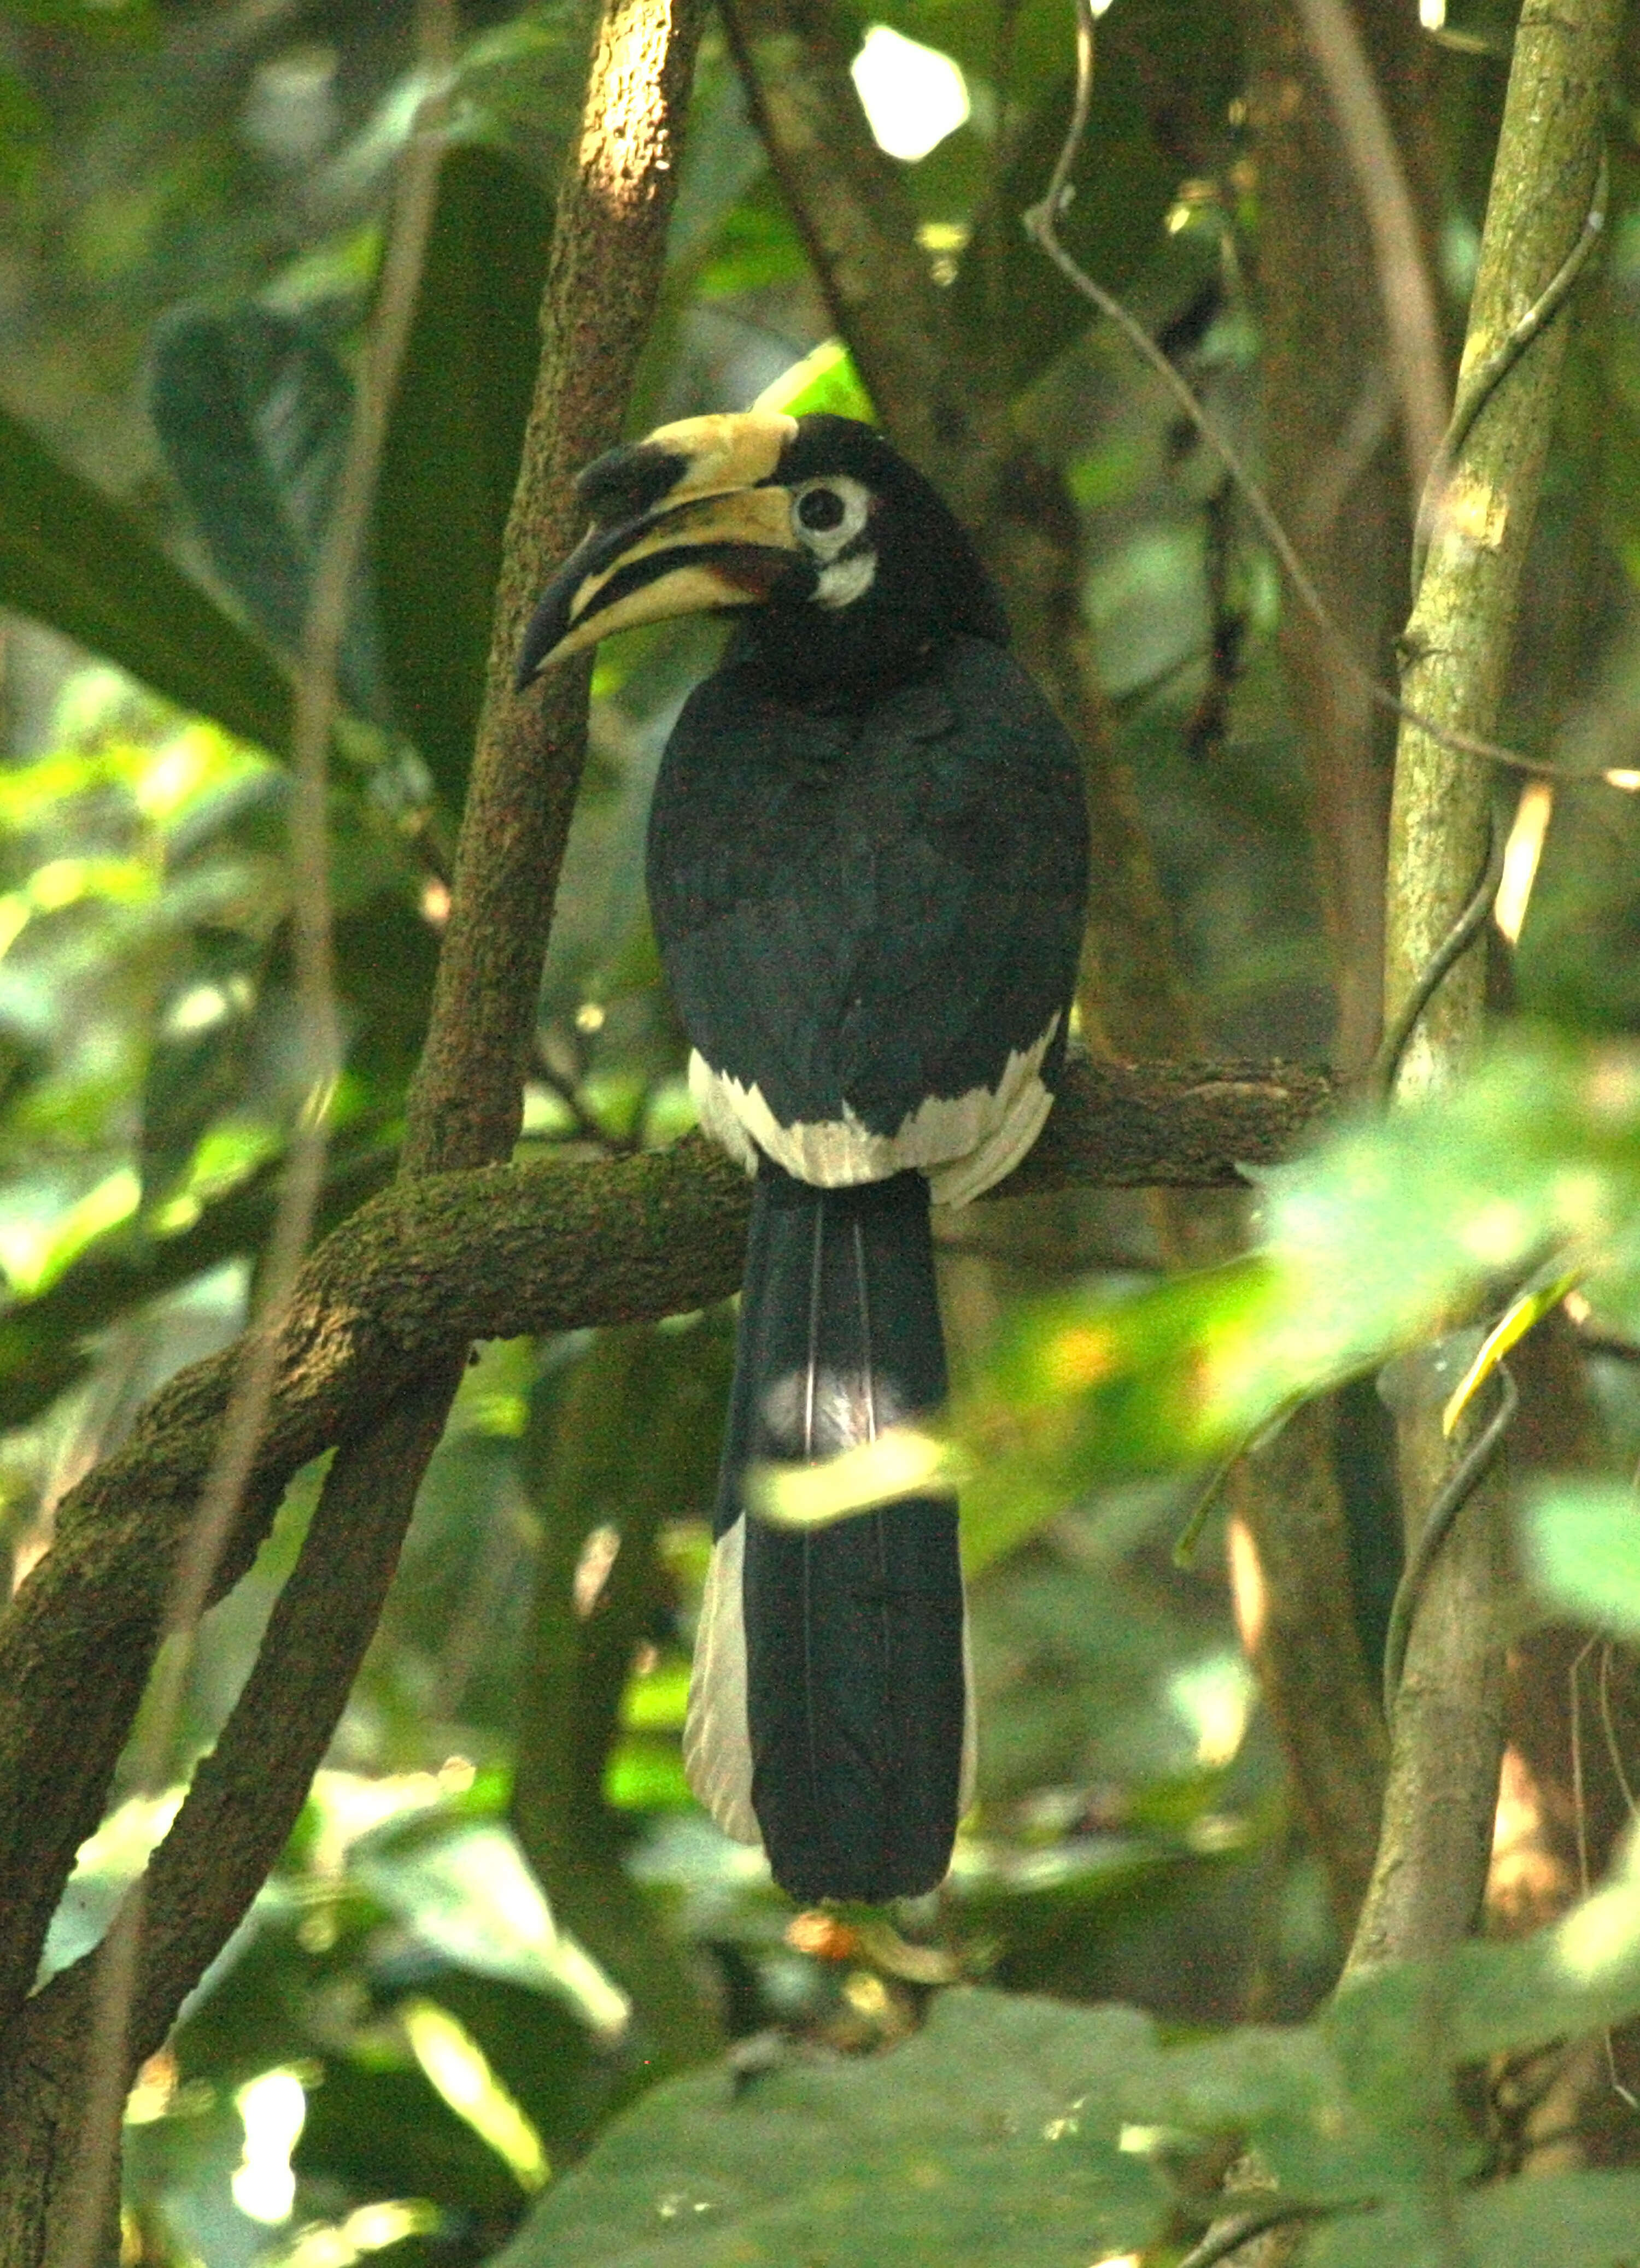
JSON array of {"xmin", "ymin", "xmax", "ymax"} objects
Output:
[
  {"xmin": 515, "ymin": 533, "xmax": 814, "ymax": 689},
  {"xmin": 576, "ymin": 440, "xmax": 690, "ymax": 530},
  {"xmin": 516, "ymin": 531, "xmax": 602, "ymax": 688}
]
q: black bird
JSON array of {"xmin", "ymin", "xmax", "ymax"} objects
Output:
[{"xmin": 520, "ymin": 411, "xmax": 1088, "ymax": 1902}]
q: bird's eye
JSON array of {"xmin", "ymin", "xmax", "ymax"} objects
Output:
[{"xmin": 796, "ymin": 486, "xmax": 847, "ymax": 532}]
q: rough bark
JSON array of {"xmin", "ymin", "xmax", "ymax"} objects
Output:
[
  {"xmin": 0, "ymin": 0, "xmax": 707, "ymax": 2246},
  {"xmin": 1242, "ymin": 0, "xmax": 1446, "ymax": 1076},
  {"xmin": 0, "ymin": 1048, "xmax": 1339, "ymax": 2052},
  {"xmin": 1346, "ymin": 0, "xmax": 1624, "ymax": 1977}
]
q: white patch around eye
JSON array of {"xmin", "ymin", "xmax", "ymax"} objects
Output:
[
  {"xmin": 815, "ymin": 551, "xmax": 878, "ymax": 609},
  {"xmin": 790, "ymin": 474, "xmax": 872, "ymax": 561}
]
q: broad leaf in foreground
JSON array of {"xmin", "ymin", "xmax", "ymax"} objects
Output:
[{"xmin": 496, "ymin": 1991, "xmax": 1165, "ymax": 2268}]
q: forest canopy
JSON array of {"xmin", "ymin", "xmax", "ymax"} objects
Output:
[{"xmin": 5, "ymin": 0, "xmax": 1640, "ymax": 2264}]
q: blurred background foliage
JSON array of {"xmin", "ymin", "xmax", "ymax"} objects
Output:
[{"xmin": 9, "ymin": 0, "xmax": 1640, "ymax": 2259}]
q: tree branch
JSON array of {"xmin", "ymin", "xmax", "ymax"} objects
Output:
[
  {"xmin": 1293, "ymin": 0, "xmax": 1447, "ymax": 501},
  {"xmin": 1346, "ymin": 0, "xmax": 1624, "ymax": 1977},
  {"xmin": 0, "ymin": 0, "xmax": 710, "ymax": 2232},
  {"xmin": 0, "ymin": 1051, "xmax": 1336, "ymax": 2028}
]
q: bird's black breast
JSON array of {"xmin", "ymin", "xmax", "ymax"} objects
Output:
[{"xmin": 646, "ymin": 635, "xmax": 1088, "ymax": 1148}]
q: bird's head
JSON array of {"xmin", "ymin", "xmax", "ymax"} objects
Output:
[{"xmin": 517, "ymin": 410, "xmax": 1006, "ymax": 697}]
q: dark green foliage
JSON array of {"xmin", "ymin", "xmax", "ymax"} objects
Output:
[
  {"xmin": 375, "ymin": 146, "xmax": 553, "ymax": 808},
  {"xmin": 10, "ymin": 0, "xmax": 1640, "ymax": 2259},
  {"xmin": 149, "ymin": 305, "xmax": 387, "ymax": 722},
  {"xmin": 0, "ymin": 403, "xmax": 293, "ymax": 751},
  {"xmin": 950, "ymin": 55, "xmax": 1188, "ymax": 395}
]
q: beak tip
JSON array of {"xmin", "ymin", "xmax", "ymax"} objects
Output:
[{"xmin": 516, "ymin": 592, "xmax": 571, "ymax": 690}]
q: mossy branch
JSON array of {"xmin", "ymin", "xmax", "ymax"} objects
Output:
[
  {"xmin": 0, "ymin": 1050, "xmax": 1333, "ymax": 2038},
  {"xmin": 0, "ymin": 0, "xmax": 708, "ymax": 2242},
  {"xmin": 1346, "ymin": 0, "xmax": 1624, "ymax": 1977}
]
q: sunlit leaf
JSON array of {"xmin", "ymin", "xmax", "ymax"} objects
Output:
[
  {"xmin": 1441, "ymin": 1256, "xmax": 1584, "ymax": 1435},
  {"xmin": 754, "ymin": 338, "xmax": 876, "ymax": 424},
  {"xmin": 402, "ymin": 1999, "xmax": 549, "ymax": 2192},
  {"xmin": 1526, "ymin": 1479, "xmax": 1640, "ymax": 1640},
  {"xmin": 739, "ymin": 1039, "xmax": 1640, "ymax": 1565},
  {"xmin": 348, "ymin": 1817, "xmax": 629, "ymax": 2038}
]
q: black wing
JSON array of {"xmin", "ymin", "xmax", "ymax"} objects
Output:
[{"xmin": 646, "ymin": 634, "xmax": 1088, "ymax": 1143}]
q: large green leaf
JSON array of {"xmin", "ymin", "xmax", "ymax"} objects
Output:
[
  {"xmin": 148, "ymin": 304, "xmax": 386, "ymax": 722},
  {"xmin": 374, "ymin": 144, "xmax": 552, "ymax": 808},
  {"xmin": 496, "ymin": 1877, "xmax": 1640, "ymax": 2268},
  {"xmin": 1526, "ymin": 1478, "xmax": 1640, "ymax": 1638},
  {"xmin": 0, "ymin": 403, "xmax": 293, "ymax": 751},
  {"xmin": 496, "ymin": 1991, "xmax": 1166, "ymax": 2268}
]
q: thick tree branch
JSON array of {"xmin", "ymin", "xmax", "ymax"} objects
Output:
[
  {"xmin": 1346, "ymin": 0, "xmax": 1624, "ymax": 1977},
  {"xmin": 0, "ymin": 0, "xmax": 709, "ymax": 2235},
  {"xmin": 0, "ymin": 1051, "xmax": 1337, "ymax": 2031},
  {"xmin": 1293, "ymin": 0, "xmax": 1446, "ymax": 502}
]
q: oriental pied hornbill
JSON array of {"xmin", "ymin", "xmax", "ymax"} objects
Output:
[{"xmin": 519, "ymin": 411, "xmax": 1088, "ymax": 1903}]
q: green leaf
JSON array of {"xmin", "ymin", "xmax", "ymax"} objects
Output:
[
  {"xmin": 375, "ymin": 144, "xmax": 552, "ymax": 807},
  {"xmin": 349, "ymin": 1818, "xmax": 629, "ymax": 2037},
  {"xmin": 0, "ymin": 63, "xmax": 45, "ymax": 194},
  {"xmin": 148, "ymin": 304, "xmax": 386, "ymax": 721},
  {"xmin": 0, "ymin": 0, "xmax": 154, "ymax": 26},
  {"xmin": 1455, "ymin": 2170, "xmax": 1640, "ymax": 2266},
  {"xmin": 0, "ymin": 403, "xmax": 293, "ymax": 751},
  {"xmin": 754, "ymin": 338, "xmax": 877, "ymax": 424},
  {"xmin": 1527, "ymin": 1478, "xmax": 1640, "ymax": 1636},
  {"xmin": 1440, "ymin": 1255, "xmax": 1583, "ymax": 1433},
  {"xmin": 495, "ymin": 1991, "xmax": 1167, "ymax": 2268}
]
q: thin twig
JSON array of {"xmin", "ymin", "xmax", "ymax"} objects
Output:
[
  {"xmin": 1177, "ymin": 2201, "xmax": 1329, "ymax": 2268},
  {"xmin": 1022, "ymin": 0, "xmax": 1608, "ymax": 784},
  {"xmin": 1409, "ymin": 150, "xmax": 1608, "ymax": 598},
  {"xmin": 1294, "ymin": 0, "xmax": 1447, "ymax": 500},
  {"xmin": 1380, "ymin": 1364, "xmax": 1516, "ymax": 1717},
  {"xmin": 57, "ymin": 5, "xmax": 455, "ymax": 2250}
]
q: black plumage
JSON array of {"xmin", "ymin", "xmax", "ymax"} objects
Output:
[{"xmin": 520, "ymin": 410, "xmax": 1088, "ymax": 1903}]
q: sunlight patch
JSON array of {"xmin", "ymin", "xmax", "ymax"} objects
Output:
[{"xmin": 850, "ymin": 26, "xmax": 969, "ymax": 162}]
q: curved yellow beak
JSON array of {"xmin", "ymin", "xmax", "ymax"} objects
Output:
[{"xmin": 517, "ymin": 412, "xmax": 807, "ymax": 683}]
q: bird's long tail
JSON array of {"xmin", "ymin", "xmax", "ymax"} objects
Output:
[{"xmin": 684, "ymin": 1159, "xmax": 970, "ymax": 1902}]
